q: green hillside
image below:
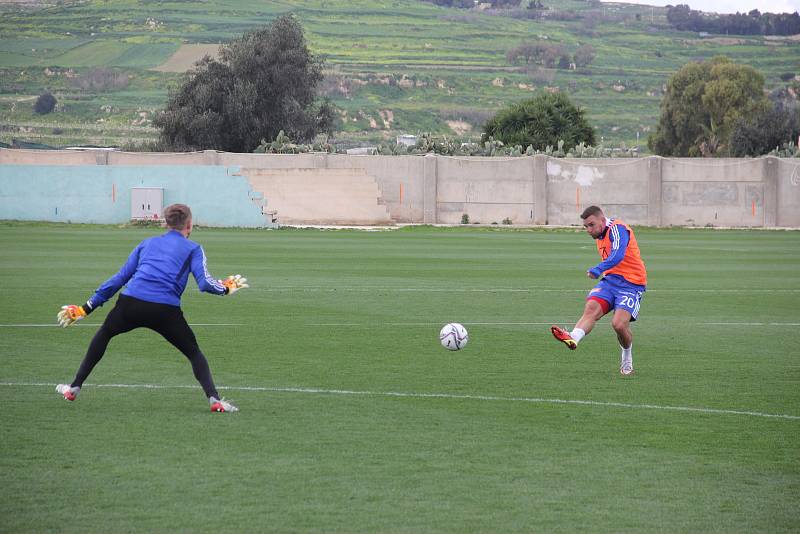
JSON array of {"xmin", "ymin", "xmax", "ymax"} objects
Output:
[{"xmin": 1, "ymin": 0, "xmax": 798, "ymax": 149}]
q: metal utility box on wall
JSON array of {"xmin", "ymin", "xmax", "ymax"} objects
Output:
[{"xmin": 131, "ymin": 187, "xmax": 163, "ymax": 219}]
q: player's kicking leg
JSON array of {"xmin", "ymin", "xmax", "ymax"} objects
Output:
[
  {"xmin": 550, "ymin": 326, "xmax": 577, "ymax": 349},
  {"xmin": 551, "ymin": 298, "xmax": 608, "ymax": 350}
]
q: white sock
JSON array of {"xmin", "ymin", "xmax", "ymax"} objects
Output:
[
  {"xmin": 570, "ymin": 328, "xmax": 586, "ymax": 343},
  {"xmin": 620, "ymin": 345, "xmax": 633, "ymax": 369}
]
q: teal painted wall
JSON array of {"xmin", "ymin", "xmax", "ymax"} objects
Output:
[{"xmin": 0, "ymin": 165, "xmax": 268, "ymax": 227}]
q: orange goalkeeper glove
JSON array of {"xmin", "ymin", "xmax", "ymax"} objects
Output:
[
  {"xmin": 57, "ymin": 304, "xmax": 87, "ymax": 328},
  {"xmin": 221, "ymin": 274, "xmax": 249, "ymax": 295}
]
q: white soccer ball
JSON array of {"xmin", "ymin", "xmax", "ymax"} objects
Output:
[{"xmin": 440, "ymin": 323, "xmax": 468, "ymax": 351}]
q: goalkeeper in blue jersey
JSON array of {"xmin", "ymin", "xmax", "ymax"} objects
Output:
[{"xmin": 55, "ymin": 204, "xmax": 248, "ymax": 413}]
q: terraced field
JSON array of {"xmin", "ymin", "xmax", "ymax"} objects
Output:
[{"xmin": 0, "ymin": 0, "xmax": 798, "ymax": 148}]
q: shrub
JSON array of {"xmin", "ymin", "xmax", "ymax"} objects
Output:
[
  {"xmin": 70, "ymin": 68, "xmax": 130, "ymax": 91},
  {"xmin": 34, "ymin": 92, "xmax": 56, "ymax": 114},
  {"xmin": 482, "ymin": 92, "xmax": 595, "ymax": 150}
]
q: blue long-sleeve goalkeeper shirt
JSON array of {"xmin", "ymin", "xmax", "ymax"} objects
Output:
[{"xmin": 86, "ymin": 230, "xmax": 226, "ymax": 309}]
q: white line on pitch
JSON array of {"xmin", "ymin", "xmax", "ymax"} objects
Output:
[
  {"xmin": 307, "ymin": 322, "xmax": 563, "ymax": 326},
  {"xmin": 703, "ymin": 322, "xmax": 800, "ymax": 326},
  {"xmin": 2, "ymin": 381, "xmax": 797, "ymax": 421},
  {"xmin": 252, "ymin": 287, "xmax": 800, "ymax": 293},
  {"xmin": 305, "ymin": 321, "xmax": 798, "ymax": 327},
  {"xmin": 6, "ymin": 322, "xmax": 793, "ymax": 328},
  {"xmin": 0, "ymin": 323, "xmax": 244, "ymax": 328},
  {"xmin": 257, "ymin": 288, "xmax": 534, "ymax": 292}
]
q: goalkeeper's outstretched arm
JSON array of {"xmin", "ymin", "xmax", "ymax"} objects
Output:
[
  {"xmin": 189, "ymin": 245, "xmax": 248, "ymax": 296},
  {"xmin": 56, "ymin": 244, "xmax": 142, "ymax": 327}
]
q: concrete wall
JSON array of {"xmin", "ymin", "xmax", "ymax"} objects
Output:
[
  {"xmin": 776, "ymin": 158, "xmax": 800, "ymax": 227},
  {"xmin": 436, "ymin": 155, "xmax": 535, "ymax": 224},
  {"xmin": 1, "ymin": 148, "xmax": 798, "ymax": 228},
  {"xmin": 661, "ymin": 158, "xmax": 768, "ymax": 227},
  {"xmin": 545, "ymin": 157, "xmax": 652, "ymax": 226},
  {"xmin": 239, "ymin": 167, "xmax": 391, "ymax": 225},
  {"xmin": 220, "ymin": 153, "xmax": 425, "ymax": 223},
  {"xmin": 0, "ymin": 162, "xmax": 270, "ymax": 227}
]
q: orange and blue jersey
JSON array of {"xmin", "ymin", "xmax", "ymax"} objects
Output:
[{"xmin": 589, "ymin": 218, "xmax": 647, "ymax": 288}]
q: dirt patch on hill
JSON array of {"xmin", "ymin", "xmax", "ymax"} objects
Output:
[
  {"xmin": 765, "ymin": 34, "xmax": 800, "ymax": 42},
  {"xmin": 152, "ymin": 44, "xmax": 221, "ymax": 72},
  {"xmin": 686, "ymin": 37, "xmax": 749, "ymax": 46},
  {"xmin": 447, "ymin": 120, "xmax": 472, "ymax": 135},
  {"xmin": 379, "ymin": 110, "xmax": 394, "ymax": 128}
]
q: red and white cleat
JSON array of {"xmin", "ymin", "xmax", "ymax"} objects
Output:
[
  {"xmin": 550, "ymin": 326, "xmax": 577, "ymax": 350},
  {"xmin": 619, "ymin": 366, "xmax": 635, "ymax": 376},
  {"xmin": 210, "ymin": 397, "xmax": 239, "ymax": 413},
  {"xmin": 56, "ymin": 384, "xmax": 80, "ymax": 401}
]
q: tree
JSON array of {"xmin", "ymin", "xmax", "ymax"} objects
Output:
[
  {"xmin": 482, "ymin": 92, "xmax": 595, "ymax": 150},
  {"xmin": 506, "ymin": 43, "xmax": 546, "ymax": 65},
  {"xmin": 573, "ymin": 44, "xmax": 595, "ymax": 68},
  {"xmin": 648, "ymin": 56, "xmax": 768, "ymax": 157},
  {"xmin": 70, "ymin": 68, "xmax": 129, "ymax": 91},
  {"xmin": 541, "ymin": 45, "xmax": 564, "ymax": 69},
  {"xmin": 729, "ymin": 101, "xmax": 800, "ymax": 156},
  {"xmin": 155, "ymin": 15, "xmax": 335, "ymax": 152},
  {"xmin": 34, "ymin": 92, "xmax": 56, "ymax": 114},
  {"xmin": 666, "ymin": 4, "xmax": 800, "ymax": 36}
]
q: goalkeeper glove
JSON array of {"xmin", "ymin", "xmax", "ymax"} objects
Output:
[
  {"xmin": 57, "ymin": 304, "xmax": 88, "ymax": 328},
  {"xmin": 221, "ymin": 274, "xmax": 249, "ymax": 295}
]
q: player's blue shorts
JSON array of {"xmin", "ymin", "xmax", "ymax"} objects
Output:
[{"xmin": 586, "ymin": 274, "xmax": 645, "ymax": 321}]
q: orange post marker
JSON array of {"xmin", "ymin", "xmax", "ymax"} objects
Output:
[
  {"xmin": 752, "ymin": 199, "xmax": 756, "ymax": 217},
  {"xmin": 576, "ymin": 187, "xmax": 580, "ymax": 211}
]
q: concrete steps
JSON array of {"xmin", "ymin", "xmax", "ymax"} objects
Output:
[
  {"xmin": 247, "ymin": 190, "xmax": 278, "ymax": 225},
  {"xmin": 241, "ymin": 168, "xmax": 392, "ymax": 225}
]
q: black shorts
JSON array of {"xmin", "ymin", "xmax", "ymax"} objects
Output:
[{"xmin": 102, "ymin": 294, "xmax": 199, "ymax": 355}]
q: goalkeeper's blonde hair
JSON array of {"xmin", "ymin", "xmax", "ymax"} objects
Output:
[{"xmin": 164, "ymin": 204, "xmax": 192, "ymax": 230}]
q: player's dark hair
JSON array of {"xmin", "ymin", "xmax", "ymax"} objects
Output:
[
  {"xmin": 580, "ymin": 205, "xmax": 603, "ymax": 220},
  {"xmin": 164, "ymin": 204, "xmax": 192, "ymax": 230}
]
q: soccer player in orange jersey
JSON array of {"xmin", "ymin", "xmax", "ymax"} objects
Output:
[{"xmin": 551, "ymin": 205, "xmax": 647, "ymax": 375}]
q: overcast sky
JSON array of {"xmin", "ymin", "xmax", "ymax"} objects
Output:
[{"xmin": 601, "ymin": 0, "xmax": 800, "ymax": 14}]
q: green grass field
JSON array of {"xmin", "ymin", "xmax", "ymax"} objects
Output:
[{"xmin": 1, "ymin": 223, "xmax": 799, "ymax": 532}]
